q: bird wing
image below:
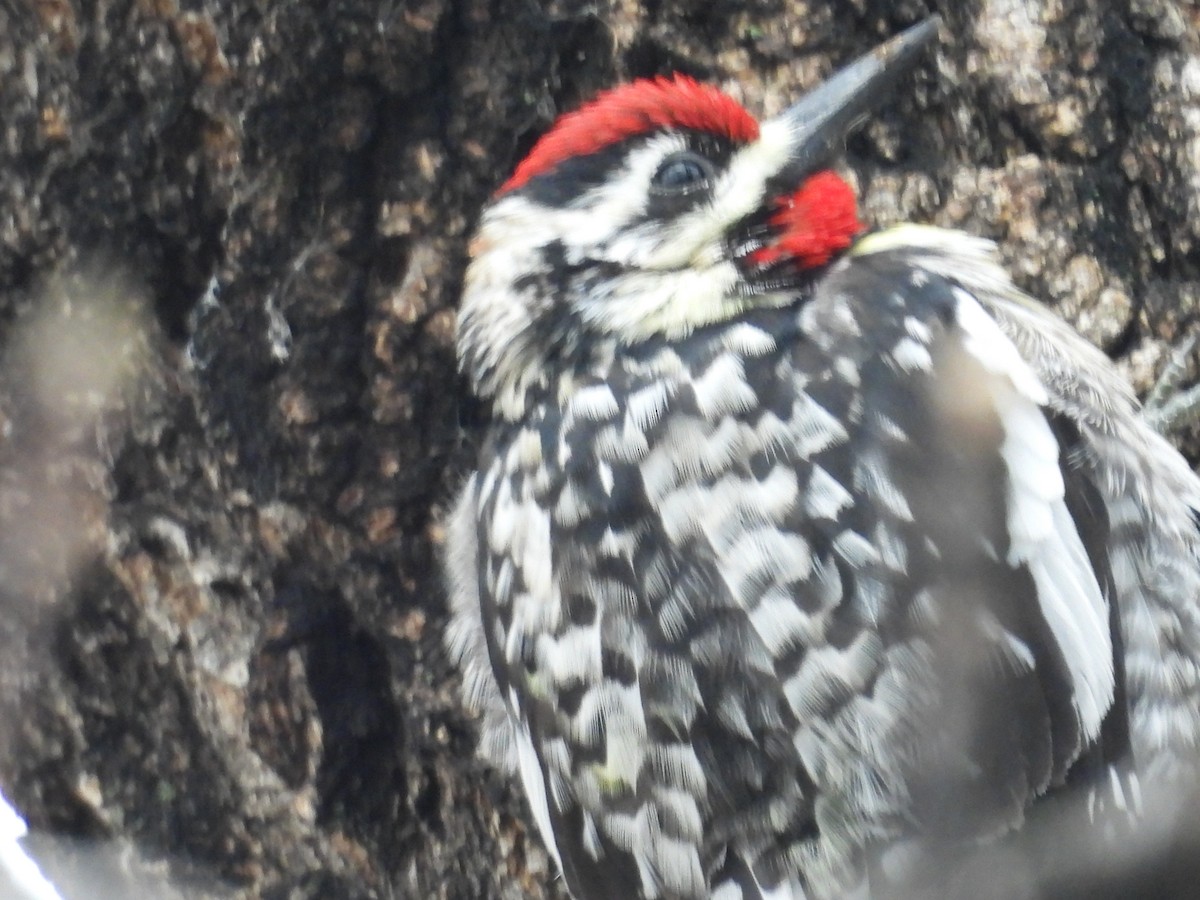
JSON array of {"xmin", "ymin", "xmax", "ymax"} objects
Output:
[
  {"xmin": 860, "ymin": 226, "xmax": 1200, "ymax": 777},
  {"xmin": 762, "ymin": 239, "xmax": 1118, "ymax": 878}
]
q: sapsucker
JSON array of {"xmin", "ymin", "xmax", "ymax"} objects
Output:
[{"xmin": 443, "ymin": 18, "xmax": 1200, "ymax": 900}]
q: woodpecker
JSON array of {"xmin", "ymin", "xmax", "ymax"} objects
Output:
[{"xmin": 444, "ymin": 19, "xmax": 1200, "ymax": 899}]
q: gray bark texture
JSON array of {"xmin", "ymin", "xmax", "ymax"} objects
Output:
[{"xmin": 0, "ymin": 0, "xmax": 1198, "ymax": 897}]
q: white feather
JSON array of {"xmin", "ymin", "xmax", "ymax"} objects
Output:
[
  {"xmin": 692, "ymin": 355, "xmax": 759, "ymax": 418},
  {"xmin": 804, "ymin": 464, "xmax": 854, "ymax": 520},
  {"xmin": 510, "ymin": 688, "xmax": 563, "ymax": 870},
  {"xmin": 954, "ymin": 288, "xmax": 1114, "ymax": 739}
]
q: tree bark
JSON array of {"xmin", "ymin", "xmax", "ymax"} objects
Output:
[{"xmin": 0, "ymin": 0, "xmax": 1197, "ymax": 897}]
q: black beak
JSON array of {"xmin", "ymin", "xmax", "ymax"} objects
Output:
[{"xmin": 771, "ymin": 17, "xmax": 941, "ymax": 173}]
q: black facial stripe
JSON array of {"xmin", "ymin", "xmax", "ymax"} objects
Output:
[
  {"xmin": 680, "ymin": 131, "xmax": 740, "ymax": 171},
  {"xmin": 519, "ymin": 141, "xmax": 633, "ymax": 208},
  {"xmin": 512, "ymin": 239, "xmax": 624, "ymax": 371}
]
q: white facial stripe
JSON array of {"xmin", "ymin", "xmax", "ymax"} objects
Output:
[
  {"xmin": 576, "ymin": 262, "xmax": 745, "ymax": 340},
  {"xmin": 641, "ymin": 117, "xmax": 795, "ymax": 270},
  {"xmin": 720, "ymin": 116, "xmax": 795, "ymax": 213}
]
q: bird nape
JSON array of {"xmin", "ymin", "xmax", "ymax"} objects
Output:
[{"xmin": 444, "ymin": 16, "xmax": 1200, "ymax": 900}]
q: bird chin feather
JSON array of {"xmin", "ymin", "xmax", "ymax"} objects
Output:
[{"xmin": 577, "ymin": 264, "xmax": 746, "ymax": 341}]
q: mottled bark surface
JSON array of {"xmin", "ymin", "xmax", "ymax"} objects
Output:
[{"xmin": 0, "ymin": 0, "xmax": 1197, "ymax": 897}]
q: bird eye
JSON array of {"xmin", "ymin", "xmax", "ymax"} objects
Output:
[{"xmin": 651, "ymin": 153, "xmax": 713, "ymax": 192}]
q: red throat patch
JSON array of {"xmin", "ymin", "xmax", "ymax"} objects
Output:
[
  {"xmin": 748, "ymin": 171, "xmax": 863, "ymax": 270},
  {"xmin": 499, "ymin": 75, "xmax": 761, "ymax": 194}
]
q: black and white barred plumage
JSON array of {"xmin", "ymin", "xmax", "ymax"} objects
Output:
[{"xmin": 445, "ymin": 21, "xmax": 1200, "ymax": 900}]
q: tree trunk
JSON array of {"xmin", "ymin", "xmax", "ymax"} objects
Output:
[{"xmin": 0, "ymin": 0, "xmax": 1197, "ymax": 897}]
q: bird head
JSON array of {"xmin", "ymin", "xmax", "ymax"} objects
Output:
[{"xmin": 458, "ymin": 19, "xmax": 940, "ymax": 418}]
